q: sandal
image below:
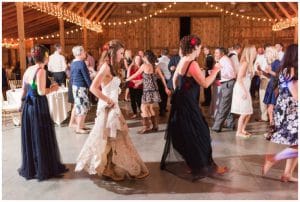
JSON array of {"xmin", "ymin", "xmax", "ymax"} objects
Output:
[{"xmin": 281, "ymin": 175, "xmax": 298, "ymax": 183}]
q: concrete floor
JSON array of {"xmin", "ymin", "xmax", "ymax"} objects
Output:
[{"xmin": 2, "ymin": 99, "xmax": 298, "ymax": 200}]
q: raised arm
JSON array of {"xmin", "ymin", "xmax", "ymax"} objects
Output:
[
  {"xmin": 189, "ymin": 61, "xmax": 220, "ymax": 88},
  {"xmin": 126, "ymin": 65, "xmax": 144, "ymax": 81}
]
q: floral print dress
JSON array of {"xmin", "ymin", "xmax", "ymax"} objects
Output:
[{"xmin": 271, "ymin": 68, "xmax": 298, "ymax": 146}]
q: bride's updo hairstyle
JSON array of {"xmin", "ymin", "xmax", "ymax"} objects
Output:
[
  {"xmin": 102, "ymin": 39, "xmax": 124, "ymax": 77},
  {"xmin": 31, "ymin": 44, "xmax": 49, "ymax": 64},
  {"xmin": 180, "ymin": 35, "xmax": 201, "ymax": 56}
]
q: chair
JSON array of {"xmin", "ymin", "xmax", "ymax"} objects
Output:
[
  {"xmin": 2, "ymin": 93, "xmax": 21, "ymax": 126},
  {"xmin": 8, "ymin": 79, "xmax": 22, "ymax": 89}
]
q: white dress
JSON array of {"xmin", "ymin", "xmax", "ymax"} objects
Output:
[
  {"xmin": 75, "ymin": 77, "xmax": 149, "ymax": 180},
  {"xmin": 231, "ymin": 72, "xmax": 253, "ymax": 115}
]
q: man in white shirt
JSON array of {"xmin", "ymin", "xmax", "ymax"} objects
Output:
[
  {"xmin": 212, "ymin": 47, "xmax": 236, "ymax": 132},
  {"xmin": 228, "ymin": 44, "xmax": 242, "ymax": 75},
  {"xmin": 275, "ymin": 43, "xmax": 284, "ymax": 61},
  {"xmin": 156, "ymin": 48, "xmax": 171, "ymax": 116},
  {"xmin": 254, "ymin": 46, "xmax": 269, "ymax": 122},
  {"xmin": 48, "ymin": 44, "xmax": 67, "ymax": 86}
]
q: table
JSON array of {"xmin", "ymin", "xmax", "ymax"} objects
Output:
[{"xmin": 6, "ymin": 87, "xmax": 71, "ymax": 125}]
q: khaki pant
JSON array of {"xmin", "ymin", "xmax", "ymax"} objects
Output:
[{"xmin": 259, "ymin": 78, "xmax": 269, "ymax": 121}]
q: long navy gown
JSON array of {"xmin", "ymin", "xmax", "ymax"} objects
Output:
[
  {"xmin": 160, "ymin": 61, "xmax": 218, "ymax": 181},
  {"xmin": 18, "ymin": 68, "xmax": 68, "ymax": 181}
]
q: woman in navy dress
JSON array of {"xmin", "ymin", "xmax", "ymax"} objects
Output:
[
  {"xmin": 18, "ymin": 45, "xmax": 68, "ymax": 181},
  {"xmin": 261, "ymin": 47, "xmax": 281, "ymax": 137},
  {"xmin": 160, "ymin": 35, "xmax": 227, "ymax": 181}
]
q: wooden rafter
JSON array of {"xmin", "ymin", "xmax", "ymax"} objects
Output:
[
  {"xmin": 89, "ymin": 3, "xmax": 106, "ymax": 21},
  {"xmin": 265, "ymin": 2, "xmax": 282, "ymax": 20},
  {"xmin": 101, "ymin": 5, "xmax": 117, "ymax": 23},
  {"xmin": 287, "ymin": 2, "xmax": 298, "ymax": 15},
  {"xmin": 96, "ymin": 2, "xmax": 113, "ymax": 22},
  {"xmin": 85, "ymin": 2, "xmax": 98, "ymax": 18},
  {"xmin": 57, "ymin": 2, "xmax": 64, "ymax": 7},
  {"xmin": 257, "ymin": 3, "xmax": 273, "ymax": 19},
  {"xmin": 67, "ymin": 2, "xmax": 77, "ymax": 11},
  {"xmin": 275, "ymin": 2, "xmax": 292, "ymax": 19},
  {"xmin": 76, "ymin": 2, "xmax": 88, "ymax": 15}
]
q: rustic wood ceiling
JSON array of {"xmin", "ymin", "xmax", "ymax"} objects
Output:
[{"xmin": 2, "ymin": 2, "xmax": 298, "ymax": 39}]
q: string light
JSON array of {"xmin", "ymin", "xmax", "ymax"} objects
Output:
[
  {"xmin": 103, "ymin": 2, "xmax": 177, "ymax": 26},
  {"xmin": 272, "ymin": 17, "xmax": 298, "ymax": 31},
  {"xmin": 23, "ymin": 2, "xmax": 102, "ymax": 32},
  {"xmin": 205, "ymin": 2, "xmax": 276, "ymax": 23}
]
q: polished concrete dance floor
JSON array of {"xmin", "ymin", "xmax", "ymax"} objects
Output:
[{"xmin": 2, "ymin": 99, "xmax": 298, "ymax": 200}]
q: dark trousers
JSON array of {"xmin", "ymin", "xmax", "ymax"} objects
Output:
[
  {"xmin": 203, "ymin": 70, "xmax": 211, "ymax": 105},
  {"xmin": 157, "ymin": 79, "xmax": 168, "ymax": 115},
  {"xmin": 250, "ymin": 75, "xmax": 260, "ymax": 99},
  {"xmin": 52, "ymin": 71, "xmax": 66, "ymax": 86},
  {"xmin": 129, "ymin": 88, "xmax": 143, "ymax": 114}
]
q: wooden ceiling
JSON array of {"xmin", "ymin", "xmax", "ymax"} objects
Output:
[{"xmin": 2, "ymin": 2, "xmax": 298, "ymax": 39}]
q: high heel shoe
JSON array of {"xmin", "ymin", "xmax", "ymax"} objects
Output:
[{"xmin": 262, "ymin": 154, "xmax": 275, "ymax": 176}]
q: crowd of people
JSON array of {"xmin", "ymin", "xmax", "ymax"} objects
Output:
[{"xmin": 16, "ymin": 35, "xmax": 298, "ymax": 183}]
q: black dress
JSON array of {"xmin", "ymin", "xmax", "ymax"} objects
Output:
[
  {"xmin": 18, "ymin": 68, "xmax": 68, "ymax": 181},
  {"xmin": 161, "ymin": 61, "xmax": 217, "ymax": 181}
]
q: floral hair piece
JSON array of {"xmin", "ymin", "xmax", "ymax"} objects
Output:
[
  {"xmin": 190, "ymin": 38, "xmax": 197, "ymax": 46},
  {"xmin": 102, "ymin": 44, "xmax": 109, "ymax": 51}
]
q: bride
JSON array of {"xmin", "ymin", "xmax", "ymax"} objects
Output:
[{"xmin": 75, "ymin": 40, "xmax": 149, "ymax": 181}]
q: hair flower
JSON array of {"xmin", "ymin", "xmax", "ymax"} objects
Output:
[{"xmin": 190, "ymin": 38, "xmax": 197, "ymax": 46}]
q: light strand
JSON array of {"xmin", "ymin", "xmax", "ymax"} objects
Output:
[
  {"xmin": 102, "ymin": 2, "xmax": 177, "ymax": 26},
  {"xmin": 23, "ymin": 2, "xmax": 102, "ymax": 33}
]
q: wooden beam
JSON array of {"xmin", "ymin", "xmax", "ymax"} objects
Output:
[
  {"xmin": 100, "ymin": 5, "xmax": 117, "ymax": 23},
  {"xmin": 294, "ymin": 24, "xmax": 298, "ymax": 44},
  {"xmin": 59, "ymin": 19, "xmax": 65, "ymax": 53},
  {"xmin": 287, "ymin": 2, "xmax": 298, "ymax": 15},
  {"xmin": 83, "ymin": 27, "xmax": 88, "ymax": 50},
  {"xmin": 15, "ymin": 2, "xmax": 26, "ymax": 76},
  {"xmin": 257, "ymin": 3, "xmax": 274, "ymax": 19},
  {"xmin": 67, "ymin": 2, "xmax": 77, "ymax": 11},
  {"xmin": 57, "ymin": 2, "xmax": 64, "ymax": 7},
  {"xmin": 265, "ymin": 2, "xmax": 282, "ymax": 20},
  {"xmin": 85, "ymin": 2, "xmax": 98, "ymax": 18},
  {"xmin": 275, "ymin": 2, "xmax": 292, "ymax": 19},
  {"xmin": 89, "ymin": 3, "xmax": 106, "ymax": 21},
  {"xmin": 96, "ymin": 3, "xmax": 113, "ymax": 22},
  {"xmin": 76, "ymin": 2, "xmax": 88, "ymax": 15}
]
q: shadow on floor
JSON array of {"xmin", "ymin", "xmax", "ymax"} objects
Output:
[{"xmin": 61, "ymin": 154, "xmax": 297, "ymax": 196}]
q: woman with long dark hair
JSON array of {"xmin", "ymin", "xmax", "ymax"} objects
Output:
[
  {"xmin": 75, "ymin": 40, "xmax": 149, "ymax": 181},
  {"xmin": 126, "ymin": 50, "xmax": 171, "ymax": 134},
  {"xmin": 262, "ymin": 44, "xmax": 298, "ymax": 182},
  {"xmin": 19, "ymin": 45, "xmax": 68, "ymax": 181},
  {"xmin": 160, "ymin": 35, "xmax": 227, "ymax": 181}
]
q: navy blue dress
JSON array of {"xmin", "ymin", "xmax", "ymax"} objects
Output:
[
  {"xmin": 263, "ymin": 60, "xmax": 281, "ymax": 105},
  {"xmin": 18, "ymin": 68, "xmax": 68, "ymax": 181},
  {"xmin": 161, "ymin": 61, "xmax": 217, "ymax": 181}
]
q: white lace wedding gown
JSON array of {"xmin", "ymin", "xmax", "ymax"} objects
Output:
[{"xmin": 75, "ymin": 77, "xmax": 149, "ymax": 180}]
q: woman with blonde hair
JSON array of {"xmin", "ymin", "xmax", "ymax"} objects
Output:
[
  {"xmin": 75, "ymin": 40, "xmax": 149, "ymax": 181},
  {"xmin": 123, "ymin": 49, "xmax": 133, "ymax": 101},
  {"xmin": 231, "ymin": 45, "xmax": 257, "ymax": 138}
]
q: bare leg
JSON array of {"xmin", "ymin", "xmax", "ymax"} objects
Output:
[
  {"xmin": 282, "ymin": 158, "xmax": 298, "ymax": 182},
  {"xmin": 242, "ymin": 115, "xmax": 251, "ymax": 135},
  {"xmin": 125, "ymin": 88, "xmax": 130, "ymax": 101},
  {"xmin": 76, "ymin": 115, "xmax": 88, "ymax": 133},
  {"xmin": 68, "ymin": 106, "xmax": 77, "ymax": 128},
  {"xmin": 263, "ymin": 146, "xmax": 298, "ymax": 175},
  {"xmin": 236, "ymin": 115, "xmax": 248, "ymax": 138},
  {"xmin": 267, "ymin": 104, "xmax": 274, "ymax": 125}
]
